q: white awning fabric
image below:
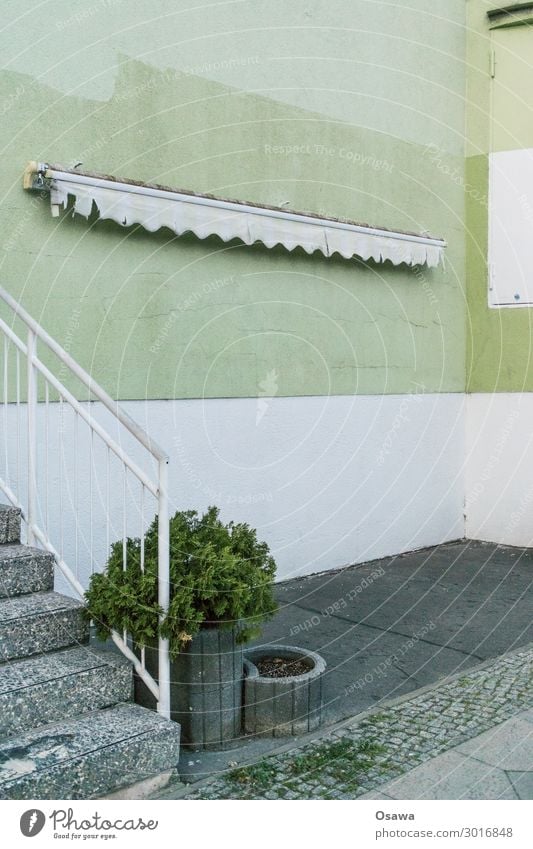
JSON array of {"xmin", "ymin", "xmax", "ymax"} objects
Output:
[{"xmin": 24, "ymin": 163, "xmax": 446, "ymax": 268}]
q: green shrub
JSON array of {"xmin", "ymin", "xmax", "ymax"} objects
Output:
[{"xmin": 84, "ymin": 506, "xmax": 277, "ymax": 657}]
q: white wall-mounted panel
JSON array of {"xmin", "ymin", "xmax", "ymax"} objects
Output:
[{"xmin": 1, "ymin": 393, "xmax": 465, "ymax": 592}]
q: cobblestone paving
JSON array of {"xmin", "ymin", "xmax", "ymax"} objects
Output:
[{"xmin": 184, "ymin": 646, "xmax": 533, "ymax": 799}]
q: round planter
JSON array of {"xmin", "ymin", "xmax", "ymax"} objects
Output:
[
  {"xmin": 243, "ymin": 644, "xmax": 326, "ymax": 738},
  {"xmin": 134, "ymin": 628, "xmax": 244, "ymax": 750}
]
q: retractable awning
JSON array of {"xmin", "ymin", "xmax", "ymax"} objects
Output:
[{"xmin": 23, "ymin": 162, "xmax": 446, "ymax": 268}]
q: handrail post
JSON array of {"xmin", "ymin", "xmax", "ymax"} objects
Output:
[
  {"xmin": 26, "ymin": 328, "xmax": 37, "ymax": 546},
  {"xmin": 157, "ymin": 457, "xmax": 171, "ymax": 719}
]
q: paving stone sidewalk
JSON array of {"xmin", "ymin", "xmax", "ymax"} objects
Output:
[{"xmin": 173, "ymin": 645, "xmax": 533, "ymax": 800}]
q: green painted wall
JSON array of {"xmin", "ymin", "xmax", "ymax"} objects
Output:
[
  {"xmin": 0, "ymin": 0, "xmax": 467, "ymax": 401},
  {"xmin": 466, "ymin": 0, "xmax": 533, "ymax": 392}
]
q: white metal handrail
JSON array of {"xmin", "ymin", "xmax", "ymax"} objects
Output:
[{"xmin": 0, "ymin": 285, "xmax": 170, "ymax": 718}]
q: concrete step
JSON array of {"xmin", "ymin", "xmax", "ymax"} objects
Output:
[
  {"xmin": 0, "ymin": 505, "xmax": 21, "ymax": 545},
  {"xmin": 0, "ymin": 703, "xmax": 181, "ymax": 799},
  {"xmin": 0, "ymin": 591, "xmax": 89, "ymax": 661},
  {"xmin": 0, "ymin": 646, "xmax": 133, "ymax": 738},
  {"xmin": 0, "ymin": 544, "xmax": 54, "ymax": 598}
]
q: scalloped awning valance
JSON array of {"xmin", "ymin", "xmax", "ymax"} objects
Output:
[{"xmin": 23, "ymin": 162, "xmax": 446, "ymax": 268}]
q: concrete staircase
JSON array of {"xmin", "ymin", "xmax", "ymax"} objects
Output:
[{"xmin": 0, "ymin": 503, "xmax": 181, "ymax": 800}]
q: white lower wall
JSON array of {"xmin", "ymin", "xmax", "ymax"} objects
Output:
[
  {"xmin": 466, "ymin": 393, "xmax": 533, "ymax": 546},
  {"xmin": 1, "ymin": 393, "xmax": 466, "ymax": 587},
  {"xmin": 9, "ymin": 391, "xmax": 533, "ymax": 582}
]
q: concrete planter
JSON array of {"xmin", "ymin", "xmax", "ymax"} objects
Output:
[
  {"xmin": 243, "ymin": 645, "xmax": 326, "ymax": 738},
  {"xmin": 134, "ymin": 628, "xmax": 244, "ymax": 750}
]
